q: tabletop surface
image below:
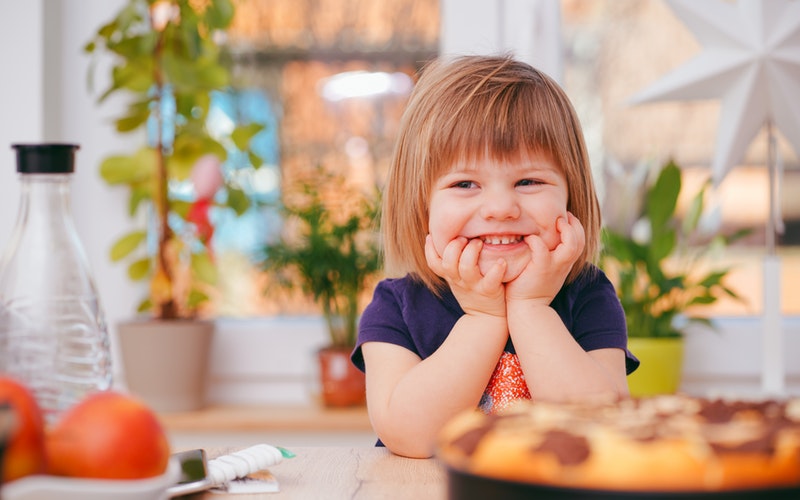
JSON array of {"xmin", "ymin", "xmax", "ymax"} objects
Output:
[{"xmin": 198, "ymin": 446, "xmax": 447, "ymax": 499}]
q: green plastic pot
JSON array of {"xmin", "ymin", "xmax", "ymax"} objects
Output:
[{"xmin": 626, "ymin": 337, "xmax": 685, "ymax": 397}]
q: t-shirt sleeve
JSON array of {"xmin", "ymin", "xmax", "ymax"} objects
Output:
[
  {"xmin": 351, "ymin": 280, "xmax": 418, "ymax": 372},
  {"xmin": 569, "ymin": 270, "xmax": 640, "ymax": 375}
]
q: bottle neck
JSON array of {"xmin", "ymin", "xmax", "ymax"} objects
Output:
[
  {"xmin": 0, "ymin": 172, "xmax": 81, "ymax": 286},
  {"xmin": 15, "ymin": 173, "xmax": 75, "ymax": 230},
  {"xmin": 19, "ymin": 174, "xmax": 72, "ymax": 210}
]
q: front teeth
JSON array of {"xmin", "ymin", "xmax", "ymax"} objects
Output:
[{"xmin": 481, "ymin": 235, "xmax": 522, "ymax": 245}]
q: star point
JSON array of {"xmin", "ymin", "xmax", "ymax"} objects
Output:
[{"xmin": 629, "ymin": 0, "xmax": 800, "ymax": 185}]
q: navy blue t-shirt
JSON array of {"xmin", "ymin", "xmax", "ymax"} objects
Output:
[{"xmin": 352, "ymin": 265, "xmax": 639, "ymax": 374}]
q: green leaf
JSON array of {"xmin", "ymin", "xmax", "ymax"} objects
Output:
[
  {"xmin": 171, "ymin": 199, "xmax": 193, "ymax": 219},
  {"xmin": 170, "ymin": 135, "xmax": 227, "ymax": 180},
  {"xmin": 136, "ymin": 298, "xmax": 153, "ymax": 313},
  {"xmin": 110, "ymin": 231, "xmax": 147, "ymax": 261},
  {"xmin": 98, "ymin": 156, "xmax": 132, "ymax": 184},
  {"xmin": 226, "ymin": 187, "xmax": 250, "ymax": 215},
  {"xmin": 174, "ymin": 92, "xmax": 208, "ymax": 120},
  {"xmin": 682, "ymin": 182, "xmax": 706, "ymax": 235},
  {"xmin": 99, "ymin": 148, "xmax": 157, "ymax": 185},
  {"xmin": 174, "ymin": 5, "xmax": 202, "ymax": 58},
  {"xmin": 648, "ymin": 228, "xmax": 676, "ymax": 263},
  {"xmin": 187, "ymin": 289, "xmax": 210, "ymax": 309},
  {"xmin": 96, "ymin": 20, "xmax": 118, "ymax": 41},
  {"xmin": 699, "ymin": 270, "xmax": 729, "ymax": 288},
  {"xmin": 248, "ymin": 151, "xmax": 263, "ymax": 168},
  {"xmin": 646, "ymin": 160, "xmax": 681, "ymax": 232},
  {"xmin": 116, "ymin": 112, "xmax": 149, "ymax": 133},
  {"xmin": 108, "ymin": 60, "xmax": 154, "ymax": 95},
  {"xmin": 723, "ymin": 286, "xmax": 742, "ymax": 300},
  {"xmin": 162, "ymin": 52, "xmax": 229, "ymax": 93},
  {"xmin": 192, "ymin": 252, "xmax": 218, "ymax": 285},
  {"xmin": 198, "ymin": 63, "xmax": 230, "ymax": 90},
  {"xmin": 127, "ymin": 258, "xmax": 151, "ymax": 281},
  {"xmin": 97, "ymin": 79, "xmax": 124, "ymax": 104},
  {"xmin": 231, "ymin": 123, "xmax": 265, "ymax": 150},
  {"xmin": 725, "ymin": 227, "xmax": 753, "ymax": 245},
  {"xmin": 689, "ymin": 295, "xmax": 717, "ymax": 306},
  {"xmin": 114, "ymin": 2, "xmax": 141, "ymax": 33},
  {"xmin": 602, "ymin": 230, "xmax": 638, "ymax": 263},
  {"xmin": 129, "ymin": 186, "xmax": 152, "ymax": 216},
  {"xmin": 206, "ymin": 0, "xmax": 235, "ymax": 30},
  {"xmin": 112, "ymin": 34, "xmax": 152, "ymax": 60}
]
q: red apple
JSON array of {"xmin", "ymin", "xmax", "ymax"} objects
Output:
[
  {"xmin": 0, "ymin": 376, "xmax": 47, "ymax": 482},
  {"xmin": 46, "ymin": 390, "xmax": 171, "ymax": 479}
]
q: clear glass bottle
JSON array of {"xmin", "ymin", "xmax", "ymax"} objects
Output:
[{"xmin": 0, "ymin": 144, "xmax": 112, "ymax": 423}]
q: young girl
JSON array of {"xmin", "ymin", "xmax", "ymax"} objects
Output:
[{"xmin": 351, "ymin": 55, "xmax": 639, "ymax": 458}]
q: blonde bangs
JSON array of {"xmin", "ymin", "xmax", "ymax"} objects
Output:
[{"xmin": 431, "ymin": 79, "xmax": 564, "ymax": 170}]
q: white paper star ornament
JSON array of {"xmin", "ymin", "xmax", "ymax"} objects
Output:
[{"xmin": 629, "ymin": 0, "xmax": 800, "ymax": 185}]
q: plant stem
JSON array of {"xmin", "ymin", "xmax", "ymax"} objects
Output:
[{"xmin": 153, "ymin": 19, "xmax": 176, "ymax": 319}]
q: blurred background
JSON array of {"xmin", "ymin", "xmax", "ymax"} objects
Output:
[{"xmin": 0, "ymin": 0, "xmax": 798, "ymax": 420}]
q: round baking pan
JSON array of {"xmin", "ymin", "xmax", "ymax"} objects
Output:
[{"xmin": 446, "ymin": 467, "xmax": 800, "ymax": 500}]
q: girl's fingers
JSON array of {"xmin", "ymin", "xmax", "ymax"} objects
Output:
[
  {"xmin": 440, "ymin": 236, "xmax": 468, "ymax": 272},
  {"xmin": 482, "ymin": 257, "xmax": 507, "ymax": 285},
  {"xmin": 555, "ymin": 214, "xmax": 585, "ymax": 263},
  {"xmin": 427, "ymin": 236, "xmax": 503, "ymax": 294},
  {"xmin": 458, "ymin": 238, "xmax": 483, "ymax": 281},
  {"xmin": 426, "ymin": 236, "xmax": 481, "ymax": 283},
  {"xmin": 524, "ymin": 233, "xmax": 551, "ymax": 262}
]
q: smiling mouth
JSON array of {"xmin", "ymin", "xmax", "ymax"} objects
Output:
[{"xmin": 480, "ymin": 235, "xmax": 524, "ymax": 245}]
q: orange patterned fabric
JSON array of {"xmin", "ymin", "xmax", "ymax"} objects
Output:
[{"xmin": 479, "ymin": 351, "xmax": 531, "ymax": 414}]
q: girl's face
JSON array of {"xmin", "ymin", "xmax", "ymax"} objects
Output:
[{"xmin": 428, "ymin": 151, "xmax": 569, "ymax": 283}]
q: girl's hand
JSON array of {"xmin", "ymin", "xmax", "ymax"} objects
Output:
[
  {"xmin": 425, "ymin": 235, "xmax": 507, "ymax": 318},
  {"xmin": 506, "ymin": 213, "xmax": 586, "ymax": 304}
]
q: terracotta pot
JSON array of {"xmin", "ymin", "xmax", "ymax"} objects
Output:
[
  {"xmin": 317, "ymin": 346, "xmax": 366, "ymax": 407},
  {"xmin": 626, "ymin": 337, "xmax": 684, "ymax": 397},
  {"xmin": 116, "ymin": 319, "xmax": 214, "ymax": 412}
]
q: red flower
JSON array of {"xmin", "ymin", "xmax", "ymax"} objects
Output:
[{"xmin": 188, "ymin": 198, "xmax": 214, "ymax": 245}]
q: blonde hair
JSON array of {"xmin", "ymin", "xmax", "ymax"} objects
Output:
[{"xmin": 382, "ymin": 55, "xmax": 601, "ymax": 293}]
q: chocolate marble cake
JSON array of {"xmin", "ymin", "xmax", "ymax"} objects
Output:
[{"xmin": 437, "ymin": 395, "xmax": 800, "ymax": 496}]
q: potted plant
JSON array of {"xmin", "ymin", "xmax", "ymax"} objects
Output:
[
  {"xmin": 600, "ymin": 159, "xmax": 748, "ymax": 396},
  {"xmin": 262, "ymin": 167, "xmax": 382, "ymax": 407},
  {"xmin": 85, "ymin": 0, "xmax": 264, "ymax": 411}
]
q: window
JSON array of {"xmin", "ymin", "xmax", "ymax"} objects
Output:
[{"xmin": 211, "ymin": 0, "xmax": 439, "ymax": 317}]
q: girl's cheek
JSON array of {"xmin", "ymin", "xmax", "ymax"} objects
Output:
[
  {"xmin": 427, "ymin": 223, "xmax": 447, "ymax": 257},
  {"xmin": 431, "ymin": 233, "xmax": 449, "ymax": 257}
]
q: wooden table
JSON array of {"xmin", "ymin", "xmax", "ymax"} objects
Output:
[{"xmin": 197, "ymin": 447, "xmax": 447, "ymax": 499}]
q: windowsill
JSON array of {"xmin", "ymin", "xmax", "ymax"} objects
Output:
[{"xmin": 157, "ymin": 403, "xmax": 371, "ymax": 433}]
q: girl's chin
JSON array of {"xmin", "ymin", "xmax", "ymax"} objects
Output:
[{"xmin": 478, "ymin": 254, "xmax": 529, "ymax": 283}]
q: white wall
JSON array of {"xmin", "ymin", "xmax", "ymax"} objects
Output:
[
  {"xmin": 440, "ymin": 0, "xmax": 563, "ymax": 82},
  {"xmin": 0, "ymin": 0, "xmax": 141, "ymax": 385},
  {"xmin": 0, "ymin": 2, "xmax": 44, "ymax": 243}
]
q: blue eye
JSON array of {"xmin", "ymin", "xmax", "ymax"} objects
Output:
[
  {"xmin": 517, "ymin": 179, "xmax": 541, "ymax": 187},
  {"xmin": 452, "ymin": 180, "xmax": 475, "ymax": 189}
]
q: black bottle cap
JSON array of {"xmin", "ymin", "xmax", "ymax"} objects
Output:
[{"xmin": 12, "ymin": 144, "xmax": 80, "ymax": 174}]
